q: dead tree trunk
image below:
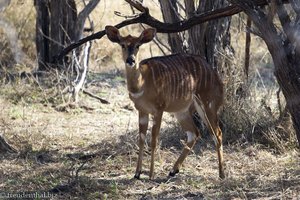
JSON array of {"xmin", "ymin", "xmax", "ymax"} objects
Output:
[
  {"xmin": 230, "ymin": 0, "xmax": 300, "ymax": 147},
  {"xmin": 187, "ymin": 0, "xmax": 232, "ymax": 68},
  {"xmin": 34, "ymin": 0, "xmax": 99, "ymax": 70},
  {"xmin": 35, "ymin": 0, "xmax": 77, "ymax": 70}
]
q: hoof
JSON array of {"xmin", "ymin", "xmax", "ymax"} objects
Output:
[
  {"xmin": 169, "ymin": 169, "xmax": 179, "ymax": 177},
  {"xmin": 134, "ymin": 172, "xmax": 141, "ymax": 179},
  {"xmin": 219, "ymin": 173, "xmax": 225, "ymax": 180}
]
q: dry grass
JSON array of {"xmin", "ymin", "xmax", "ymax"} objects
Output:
[{"xmin": 0, "ymin": 73, "xmax": 299, "ymax": 199}]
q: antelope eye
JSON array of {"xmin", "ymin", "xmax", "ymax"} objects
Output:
[
  {"xmin": 136, "ymin": 44, "xmax": 140, "ymax": 49},
  {"xmin": 121, "ymin": 44, "xmax": 126, "ymax": 49}
]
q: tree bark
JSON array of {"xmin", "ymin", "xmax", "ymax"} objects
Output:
[
  {"xmin": 158, "ymin": 0, "xmax": 183, "ymax": 53},
  {"xmin": 160, "ymin": 0, "xmax": 232, "ymax": 69},
  {"xmin": 35, "ymin": 0, "xmax": 99, "ymax": 70},
  {"xmin": 198, "ymin": 0, "xmax": 232, "ymax": 68},
  {"xmin": 35, "ymin": 0, "xmax": 50, "ymax": 70},
  {"xmin": 184, "ymin": 0, "xmax": 206, "ymax": 56}
]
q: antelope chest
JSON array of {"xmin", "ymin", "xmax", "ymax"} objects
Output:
[
  {"xmin": 129, "ymin": 91, "xmax": 158, "ymax": 114},
  {"xmin": 129, "ymin": 90, "xmax": 195, "ymax": 115}
]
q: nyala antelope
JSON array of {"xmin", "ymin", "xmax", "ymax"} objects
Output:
[{"xmin": 105, "ymin": 25, "xmax": 225, "ymax": 180}]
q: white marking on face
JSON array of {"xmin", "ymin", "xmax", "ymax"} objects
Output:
[
  {"xmin": 209, "ymin": 102, "xmax": 212, "ymax": 109},
  {"xmin": 186, "ymin": 131, "xmax": 196, "ymax": 143},
  {"xmin": 130, "ymin": 90, "xmax": 144, "ymax": 99},
  {"xmin": 126, "ymin": 63, "xmax": 136, "ymax": 68},
  {"xmin": 139, "ymin": 116, "xmax": 148, "ymax": 125}
]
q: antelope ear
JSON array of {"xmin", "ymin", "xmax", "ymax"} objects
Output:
[
  {"xmin": 105, "ymin": 26, "xmax": 121, "ymax": 43},
  {"xmin": 139, "ymin": 28, "xmax": 156, "ymax": 44}
]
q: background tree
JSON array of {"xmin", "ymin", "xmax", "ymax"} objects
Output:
[
  {"xmin": 158, "ymin": 0, "xmax": 232, "ymax": 69},
  {"xmin": 35, "ymin": 0, "xmax": 101, "ymax": 105},
  {"xmin": 229, "ymin": 0, "xmax": 300, "ymax": 146},
  {"xmin": 34, "ymin": 0, "xmax": 99, "ymax": 71}
]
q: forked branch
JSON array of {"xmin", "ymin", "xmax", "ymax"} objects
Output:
[{"xmin": 56, "ymin": 0, "xmax": 289, "ymax": 60}]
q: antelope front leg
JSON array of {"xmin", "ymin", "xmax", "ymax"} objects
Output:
[
  {"xmin": 134, "ymin": 111, "xmax": 149, "ymax": 179},
  {"xmin": 149, "ymin": 111, "xmax": 163, "ymax": 180}
]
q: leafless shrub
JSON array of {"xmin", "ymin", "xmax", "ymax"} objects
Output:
[{"xmin": 220, "ymin": 56, "xmax": 297, "ymax": 152}]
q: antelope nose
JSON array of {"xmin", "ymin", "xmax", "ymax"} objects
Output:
[{"xmin": 126, "ymin": 57, "xmax": 135, "ymax": 66}]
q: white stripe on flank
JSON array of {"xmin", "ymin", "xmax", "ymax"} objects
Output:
[
  {"xmin": 191, "ymin": 58, "xmax": 197, "ymax": 78},
  {"xmin": 171, "ymin": 59, "xmax": 181, "ymax": 99},
  {"xmin": 197, "ymin": 59, "xmax": 202, "ymax": 88},
  {"xmin": 170, "ymin": 58, "xmax": 180, "ymax": 99},
  {"xmin": 151, "ymin": 65, "xmax": 157, "ymax": 89},
  {"xmin": 176, "ymin": 57, "xmax": 188, "ymax": 97},
  {"xmin": 161, "ymin": 61, "xmax": 173, "ymax": 97},
  {"xmin": 203, "ymin": 62, "xmax": 207, "ymax": 89},
  {"xmin": 210, "ymin": 64, "xmax": 214, "ymax": 92}
]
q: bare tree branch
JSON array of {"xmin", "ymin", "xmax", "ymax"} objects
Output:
[
  {"xmin": 56, "ymin": 0, "xmax": 289, "ymax": 60},
  {"xmin": 124, "ymin": 0, "xmax": 147, "ymax": 12},
  {"xmin": 77, "ymin": 0, "xmax": 100, "ymax": 36}
]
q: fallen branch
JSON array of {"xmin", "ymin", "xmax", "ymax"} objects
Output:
[
  {"xmin": 56, "ymin": 0, "xmax": 288, "ymax": 60},
  {"xmin": 72, "ymin": 41, "xmax": 91, "ymax": 104},
  {"xmin": 83, "ymin": 89, "xmax": 109, "ymax": 104},
  {"xmin": 0, "ymin": 134, "xmax": 18, "ymax": 154}
]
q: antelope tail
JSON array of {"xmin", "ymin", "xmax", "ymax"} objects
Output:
[{"xmin": 193, "ymin": 94, "xmax": 218, "ymax": 141}]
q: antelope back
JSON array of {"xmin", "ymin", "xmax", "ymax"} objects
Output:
[{"xmin": 140, "ymin": 54, "xmax": 223, "ymax": 103}]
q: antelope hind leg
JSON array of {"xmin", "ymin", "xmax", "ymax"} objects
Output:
[{"xmin": 169, "ymin": 111, "xmax": 199, "ymax": 176}]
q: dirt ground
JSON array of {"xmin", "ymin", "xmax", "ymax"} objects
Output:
[{"xmin": 0, "ymin": 71, "xmax": 299, "ymax": 200}]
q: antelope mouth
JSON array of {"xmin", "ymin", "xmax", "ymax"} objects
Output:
[{"xmin": 126, "ymin": 57, "xmax": 136, "ymax": 68}]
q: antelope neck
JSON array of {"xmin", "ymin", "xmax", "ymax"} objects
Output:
[{"xmin": 125, "ymin": 63, "xmax": 144, "ymax": 95}]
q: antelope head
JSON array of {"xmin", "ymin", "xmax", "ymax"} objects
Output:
[{"xmin": 105, "ymin": 26, "xmax": 156, "ymax": 69}]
